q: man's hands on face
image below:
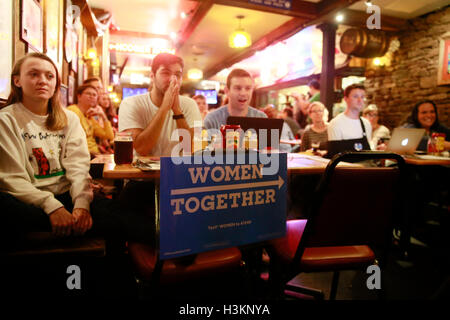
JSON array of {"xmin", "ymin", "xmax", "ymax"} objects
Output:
[{"xmin": 161, "ymin": 76, "xmax": 180, "ymax": 112}]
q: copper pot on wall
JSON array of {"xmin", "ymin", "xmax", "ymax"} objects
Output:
[{"xmin": 340, "ymin": 28, "xmax": 390, "ymax": 58}]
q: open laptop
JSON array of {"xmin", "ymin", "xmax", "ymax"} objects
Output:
[
  {"xmin": 226, "ymin": 116, "xmax": 284, "ymax": 149},
  {"xmin": 386, "ymin": 128, "xmax": 425, "ymax": 155}
]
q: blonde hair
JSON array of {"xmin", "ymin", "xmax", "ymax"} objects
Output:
[
  {"xmin": 309, "ymin": 101, "xmax": 325, "ymax": 113},
  {"xmin": 5, "ymin": 53, "xmax": 67, "ymax": 131}
]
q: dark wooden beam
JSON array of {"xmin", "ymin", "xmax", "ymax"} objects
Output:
[
  {"xmin": 193, "ymin": 0, "xmax": 318, "ymax": 19},
  {"xmin": 176, "ymin": 0, "xmax": 214, "ymax": 51},
  {"xmin": 204, "ymin": 17, "xmax": 307, "ymax": 78},
  {"xmin": 317, "ymin": 0, "xmax": 360, "ymax": 15},
  {"xmin": 318, "ymin": 23, "xmax": 337, "ymax": 119}
]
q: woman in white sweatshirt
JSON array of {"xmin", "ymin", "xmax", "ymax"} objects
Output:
[{"xmin": 0, "ymin": 53, "xmax": 119, "ymax": 247}]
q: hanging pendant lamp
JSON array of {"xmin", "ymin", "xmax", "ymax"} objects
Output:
[{"xmin": 229, "ymin": 15, "xmax": 252, "ymax": 49}]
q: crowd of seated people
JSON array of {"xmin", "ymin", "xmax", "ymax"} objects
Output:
[{"xmin": 1, "ymin": 51, "xmax": 449, "ymax": 252}]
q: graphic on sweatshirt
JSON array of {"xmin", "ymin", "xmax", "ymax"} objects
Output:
[{"xmin": 32, "ymin": 148, "xmax": 50, "ymax": 176}]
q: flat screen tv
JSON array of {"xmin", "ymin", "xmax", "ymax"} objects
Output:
[
  {"xmin": 195, "ymin": 89, "xmax": 217, "ymax": 104},
  {"xmin": 122, "ymin": 87, "xmax": 148, "ymax": 99}
]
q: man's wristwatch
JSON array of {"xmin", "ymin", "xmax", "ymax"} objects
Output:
[{"xmin": 172, "ymin": 113, "xmax": 184, "ymax": 120}]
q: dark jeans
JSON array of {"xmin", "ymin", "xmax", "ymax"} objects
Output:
[{"xmin": 0, "ymin": 188, "xmax": 155, "ymax": 252}]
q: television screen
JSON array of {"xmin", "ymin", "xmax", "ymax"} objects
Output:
[
  {"xmin": 122, "ymin": 87, "xmax": 148, "ymax": 99},
  {"xmin": 195, "ymin": 89, "xmax": 217, "ymax": 104}
]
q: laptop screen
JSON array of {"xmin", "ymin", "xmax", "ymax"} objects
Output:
[
  {"xmin": 226, "ymin": 116, "xmax": 284, "ymax": 149},
  {"xmin": 386, "ymin": 128, "xmax": 425, "ymax": 155}
]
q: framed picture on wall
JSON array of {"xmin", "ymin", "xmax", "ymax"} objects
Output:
[
  {"xmin": 68, "ymin": 75, "xmax": 75, "ymax": 105},
  {"xmin": 0, "ymin": 0, "xmax": 13, "ymax": 100},
  {"xmin": 60, "ymin": 84, "xmax": 68, "ymax": 108},
  {"xmin": 21, "ymin": 0, "xmax": 43, "ymax": 53},
  {"xmin": 437, "ymin": 32, "xmax": 450, "ymax": 86},
  {"xmin": 71, "ymin": 30, "xmax": 78, "ymax": 73},
  {"xmin": 44, "ymin": 0, "xmax": 62, "ymax": 74}
]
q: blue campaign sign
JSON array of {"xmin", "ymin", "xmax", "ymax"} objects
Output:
[
  {"xmin": 159, "ymin": 152, "xmax": 287, "ymax": 259},
  {"xmin": 249, "ymin": 0, "xmax": 292, "ymax": 10}
]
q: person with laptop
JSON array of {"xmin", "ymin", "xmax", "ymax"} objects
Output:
[
  {"xmin": 203, "ymin": 69, "xmax": 292, "ymax": 152},
  {"xmin": 402, "ymin": 100, "xmax": 450, "ymax": 152},
  {"xmin": 326, "ymin": 83, "xmax": 372, "ymax": 158}
]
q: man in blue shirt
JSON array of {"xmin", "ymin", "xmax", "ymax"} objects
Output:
[{"xmin": 204, "ymin": 69, "xmax": 291, "ymax": 152}]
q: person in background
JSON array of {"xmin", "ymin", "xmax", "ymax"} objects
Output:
[
  {"xmin": 402, "ymin": 100, "xmax": 450, "ymax": 151},
  {"xmin": 193, "ymin": 94, "xmax": 209, "ymax": 119},
  {"xmin": 68, "ymin": 85, "xmax": 114, "ymax": 157},
  {"xmin": 263, "ymin": 104, "xmax": 295, "ymax": 143},
  {"xmin": 307, "ymin": 79, "xmax": 321, "ymax": 103},
  {"xmin": 204, "ymin": 69, "xmax": 291, "ymax": 152},
  {"xmin": 83, "ymin": 77, "xmax": 103, "ymax": 91},
  {"xmin": 292, "ymin": 92, "xmax": 310, "ymax": 136},
  {"xmin": 307, "ymin": 80, "xmax": 329, "ymax": 122},
  {"xmin": 280, "ymin": 106, "xmax": 301, "ymax": 138},
  {"xmin": 300, "ymin": 102, "xmax": 328, "ymax": 156},
  {"xmin": 362, "ymin": 104, "xmax": 390, "ymax": 149},
  {"xmin": 327, "ymin": 83, "xmax": 372, "ymax": 157},
  {"xmin": 97, "ymin": 90, "xmax": 117, "ymax": 154},
  {"xmin": 99, "ymin": 90, "xmax": 118, "ymax": 129},
  {"xmin": 0, "ymin": 53, "xmax": 127, "ymax": 251}
]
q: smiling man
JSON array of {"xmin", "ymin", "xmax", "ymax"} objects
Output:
[
  {"xmin": 204, "ymin": 69, "xmax": 264, "ymax": 130},
  {"xmin": 203, "ymin": 69, "xmax": 292, "ymax": 152}
]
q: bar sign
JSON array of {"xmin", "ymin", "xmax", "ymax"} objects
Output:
[{"xmin": 249, "ymin": 0, "xmax": 292, "ymax": 10}]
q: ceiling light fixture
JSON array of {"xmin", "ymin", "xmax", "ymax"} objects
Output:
[
  {"xmin": 188, "ymin": 68, "xmax": 203, "ymax": 80},
  {"xmin": 335, "ymin": 13, "xmax": 344, "ymax": 23},
  {"xmin": 365, "ymin": 0, "xmax": 373, "ymax": 6},
  {"xmin": 188, "ymin": 58, "xmax": 203, "ymax": 80},
  {"xmin": 229, "ymin": 15, "xmax": 252, "ymax": 49}
]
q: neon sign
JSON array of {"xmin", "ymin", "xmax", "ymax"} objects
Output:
[{"xmin": 109, "ymin": 43, "xmax": 175, "ymax": 56}]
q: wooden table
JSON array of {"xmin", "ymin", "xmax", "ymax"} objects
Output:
[
  {"xmin": 99, "ymin": 153, "xmax": 361, "ymax": 179},
  {"xmin": 403, "ymin": 155, "xmax": 450, "ymax": 166},
  {"xmin": 280, "ymin": 139, "xmax": 302, "ymax": 145}
]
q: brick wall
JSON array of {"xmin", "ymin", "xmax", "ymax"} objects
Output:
[{"xmin": 364, "ymin": 5, "xmax": 450, "ymax": 130}]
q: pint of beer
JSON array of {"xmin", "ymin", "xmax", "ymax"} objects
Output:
[{"xmin": 114, "ymin": 132, "xmax": 133, "ymax": 164}]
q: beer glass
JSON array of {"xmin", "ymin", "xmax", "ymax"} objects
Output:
[{"xmin": 114, "ymin": 132, "xmax": 133, "ymax": 164}]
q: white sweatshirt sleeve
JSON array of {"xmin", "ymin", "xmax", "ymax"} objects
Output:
[
  {"xmin": 61, "ymin": 111, "xmax": 93, "ymax": 211},
  {"xmin": 0, "ymin": 113, "xmax": 63, "ymax": 214}
]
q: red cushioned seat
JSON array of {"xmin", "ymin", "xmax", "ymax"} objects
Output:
[
  {"xmin": 128, "ymin": 242, "xmax": 242, "ymax": 284},
  {"xmin": 269, "ymin": 220, "xmax": 375, "ymax": 272},
  {"xmin": 267, "ymin": 152, "xmax": 406, "ymax": 300}
]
